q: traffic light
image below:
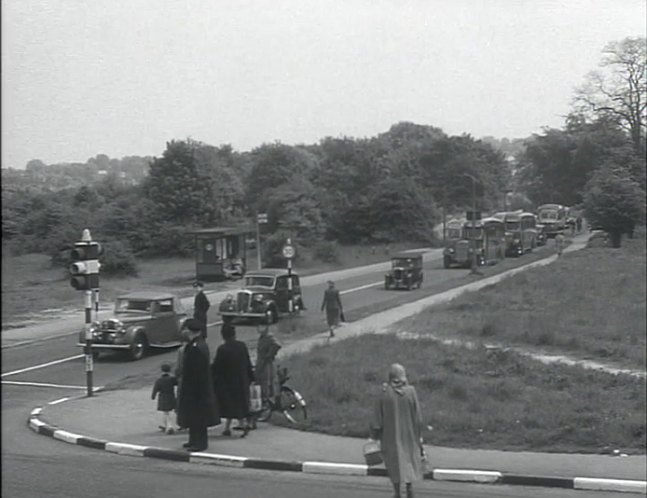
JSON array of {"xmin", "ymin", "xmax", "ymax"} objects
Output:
[{"xmin": 70, "ymin": 241, "xmax": 102, "ymax": 290}]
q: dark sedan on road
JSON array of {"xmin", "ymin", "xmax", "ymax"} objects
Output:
[{"xmin": 76, "ymin": 292, "xmax": 187, "ymax": 361}]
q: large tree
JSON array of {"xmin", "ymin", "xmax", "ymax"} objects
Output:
[
  {"xmin": 583, "ymin": 165, "xmax": 645, "ymax": 247},
  {"xmin": 574, "ymin": 37, "xmax": 646, "ymax": 155}
]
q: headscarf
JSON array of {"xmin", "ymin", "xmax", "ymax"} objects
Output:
[{"xmin": 388, "ymin": 363, "xmax": 408, "ymax": 395}]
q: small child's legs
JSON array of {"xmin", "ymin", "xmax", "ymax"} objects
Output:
[{"xmin": 160, "ymin": 411, "xmax": 176, "ymax": 433}]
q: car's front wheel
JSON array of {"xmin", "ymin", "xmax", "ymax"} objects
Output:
[
  {"xmin": 443, "ymin": 255, "xmax": 452, "ymax": 269},
  {"xmin": 129, "ymin": 333, "xmax": 148, "ymax": 361}
]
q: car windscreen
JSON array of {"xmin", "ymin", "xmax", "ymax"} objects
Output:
[
  {"xmin": 447, "ymin": 228, "xmax": 462, "ymax": 239},
  {"xmin": 392, "ymin": 259, "xmax": 413, "ymax": 268},
  {"xmin": 463, "ymin": 227, "xmax": 483, "ymax": 239},
  {"xmin": 539, "ymin": 211, "xmax": 557, "ymax": 220},
  {"xmin": 115, "ymin": 299, "xmax": 151, "ymax": 313},
  {"xmin": 505, "ymin": 221, "xmax": 520, "ymax": 231},
  {"xmin": 245, "ymin": 276, "xmax": 275, "ymax": 287}
]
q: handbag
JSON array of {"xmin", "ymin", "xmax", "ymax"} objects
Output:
[
  {"xmin": 363, "ymin": 440, "xmax": 383, "ymax": 466},
  {"xmin": 249, "ymin": 383, "xmax": 262, "ymax": 413}
]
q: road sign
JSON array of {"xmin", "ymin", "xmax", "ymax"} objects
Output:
[
  {"xmin": 257, "ymin": 213, "xmax": 268, "ymax": 224},
  {"xmin": 282, "ymin": 244, "xmax": 295, "ymax": 259}
]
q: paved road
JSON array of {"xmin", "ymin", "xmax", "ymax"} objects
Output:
[{"xmin": 4, "ymin": 241, "xmax": 592, "ymax": 498}]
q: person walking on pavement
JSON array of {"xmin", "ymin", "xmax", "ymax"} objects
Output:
[
  {"xmin": 555, "ymin": 231, "xmax": 565, "ymax": 257},
  {"xmin": 251, "ymin": 323, "xmax": 282, "ymax": 428},
  {"xmin": 211, "ymin": 323, "xmax": 255, "ymax": 437},
  {"xmin": 192, "ymin": 281, "xmax": 210, "ymax": 339},
  {"xmin": 321, "ymin": 280, "xmax": 343, "ymax": 338},
  {"xmin": 371, "ymin": 364, "xmax": 425, "ymax": 498},
  {"xmin": 176, "ymin": 319, "xmax": 220, "ymax": 452},
  {"xmin": 576, "ymin": 216, "xmax": 582, "ymax": 233},
  {"xmin": 151, "ymin": 362, "xmax": 178, "ymax": 434}
]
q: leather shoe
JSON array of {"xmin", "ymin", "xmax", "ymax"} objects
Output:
[{"xmin": 185, "ymin": 446, "xmax": 207, "ymax": 452}]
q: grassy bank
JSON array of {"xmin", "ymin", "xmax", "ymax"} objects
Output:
[
  {"xmin": 280, "ymin": 334, "xmax": 646, "ymax": 453},
  {"xmin": 1, "ymin": 241, "xmax": 422, "ymax": 326},
  {"xmin": 394, "ymin": 231, "xmax": 646, "ymax": 369}
]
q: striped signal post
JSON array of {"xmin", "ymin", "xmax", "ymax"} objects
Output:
[
  {"xmin": 282, "ymin": 240, "xmax": 296, "ymax": 332},
  {"xmin": 69, "ymin": 228, "xmax": 102, "ymax": 397}
]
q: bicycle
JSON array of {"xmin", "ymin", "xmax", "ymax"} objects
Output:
[{"xmin": 254, "ymin": 366, "xmax": 307, "ymax": 425}]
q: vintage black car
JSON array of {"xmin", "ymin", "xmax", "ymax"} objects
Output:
[
  {"xmin": 76, "ymin": 292, "xmax": 187, "ymax": 361},
  {"xmin": 218, "ymin": 269, "xmax": 304, "ymax": 324},
  {"xmin": 385, "ymin": 253, "xmax": 423, "ymax": 290}
]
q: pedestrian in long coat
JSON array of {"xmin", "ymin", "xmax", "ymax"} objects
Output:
[
  {"xmin": 321, "ymin": 280, "xmax": 343, "ymax": 338},
  {"xmin": 176, "ymin": 319, "xmax": 220, "ymax": 452},
  {"xmin": 193, "ymin": 281, "xmax": 210, "ymax": 339},
  {"xmin": 212, "ymin": 323, "xmax": 255, "ymax": 437},
  {"xmin": 371, "ymin": 364, "xmax": 425, "ymax": 498}
]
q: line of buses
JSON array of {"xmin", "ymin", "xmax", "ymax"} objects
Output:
[{"xmin": 442, "ymin": 203, "xmax": 570, "ymax": 269}]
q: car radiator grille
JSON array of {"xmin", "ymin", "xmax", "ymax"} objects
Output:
[
  {"xmin": 394, "ymin": 269, "xmax": 402, "ymax": 279},
  {"xmin": 237, "ymin": 292, "xmax": 251, "ymax": 313},
  {"xmin": 456, "ymin": 243, "xmax": 469, "ymax": 261}
]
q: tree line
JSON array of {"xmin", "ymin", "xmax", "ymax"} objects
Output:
[{"xmin": 2, "ymin": 37, "xmax": 644, "ymax": 272}]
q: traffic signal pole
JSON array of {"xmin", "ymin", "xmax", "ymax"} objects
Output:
[
  {"xmin": 70, "ymin": 228, "xmax": 101, "ymax": 398},
  {"xmin": 84, "ymin": 289, "xmax": 94, "ymax": 396}
]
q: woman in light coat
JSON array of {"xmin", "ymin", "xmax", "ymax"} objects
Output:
[{"xmin": 371, "ymin": 364, "xmax": 425, "ymax": 498}]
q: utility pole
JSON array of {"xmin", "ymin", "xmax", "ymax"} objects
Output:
[
  {"xmin": 463, "ymin": 174, "xmax": 482, "ymax": 276},
  {"xmin": 256, "ymin": 212, "xmax": 268, "ymax": 270}
]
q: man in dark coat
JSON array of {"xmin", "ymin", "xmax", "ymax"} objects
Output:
[
  {"xmin": 177, "ymin": 319, "xmax": 220, "ymax": 452},
  {"xmin": 193, "ymin": 282, "xmax": 210, "ymax": 339},
  {"xmin": 212, "ymin": 323, "xmax": 254, "ymax": 437}
]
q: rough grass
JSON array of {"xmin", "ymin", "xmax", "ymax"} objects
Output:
[
  {"xmin": 279, "ymin": 334, "xmax": 646, "ymax": 453},
  {"xmin": 397, "ymin": 231, "xmax": 646, "ymax": 369},
  {"xmin": 1, "ymin": 241, "xmax": 423, "ymax": 326}
]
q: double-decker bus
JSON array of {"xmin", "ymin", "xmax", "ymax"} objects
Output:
[{"xmin": 536, "ymin": 204, "xmax": 567, "ymax": 238}]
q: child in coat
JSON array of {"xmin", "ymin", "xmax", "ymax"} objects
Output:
[{"xmin": 151, "ymin": 363, "xmax": 178, "ymax": 434}]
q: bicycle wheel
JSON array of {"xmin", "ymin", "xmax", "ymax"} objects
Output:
[
  {"xmin": 280, "ymin": 386, "xmax": 307, "ymax": 425},
  {"xmin": 255, "ymin": 399, "xmax": 273, "ymax": 423}
]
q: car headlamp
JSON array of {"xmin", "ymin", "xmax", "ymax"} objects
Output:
[{"xmin": 254, "ymin": 294, "xmax": 264, "ymax": 302}]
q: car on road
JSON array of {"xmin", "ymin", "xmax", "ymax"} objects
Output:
[
  {"xmin": 384, "ymin": 253, "xmax": 423, "ymax": 290},
  {"xmin": 218, "ymin": 269, "xmax": 304, "ymax": 324},
  {"xmin": 76, "ymin": 292, "xmax": 187, "ymax": 361},
  {"xmin": 536, "ymin": 223, "xmax": 548, "ymax": 246}
]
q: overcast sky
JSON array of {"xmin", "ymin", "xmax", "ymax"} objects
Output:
[{"xmin": 2, "ymin": 0, "xmax": 645, "ymax": 168}]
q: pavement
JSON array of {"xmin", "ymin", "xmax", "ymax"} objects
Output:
[{"xmin": 21, "ymin": 234, "xmax": 647, "ymax": 494}]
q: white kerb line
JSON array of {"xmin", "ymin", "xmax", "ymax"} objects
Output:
[{"xmin": 1, "ymin": 354, "xmax": 84, "ymax": 378}]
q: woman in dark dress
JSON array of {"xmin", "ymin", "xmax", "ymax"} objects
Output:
[{"xmin": 212, "ymin": 323, "xmax": 255, "ymax": 436}]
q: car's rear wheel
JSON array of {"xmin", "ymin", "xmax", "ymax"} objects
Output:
[{"xmin": 129, "ymin": 333, "xmax": 148, "ymax": 361}]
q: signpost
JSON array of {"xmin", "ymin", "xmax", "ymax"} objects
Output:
[
  {"xmin": 256, "ymin": 213, "xmax": 268, "ymax": 269},
  {"xmin": 283, "ymin": 239, "xmax": 296, "ymax": 332}
]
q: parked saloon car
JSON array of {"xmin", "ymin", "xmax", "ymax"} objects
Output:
[
  {"xmin": 218, "ymin": 269, "xmax": 304, "ymax": 324},
  {"xmin": 76, "ymin": 292, "xmax": 187, "ymax": 361},
  {"xmin": 385, "ymin": 253, "xmax": 423, "ymax": 290}
]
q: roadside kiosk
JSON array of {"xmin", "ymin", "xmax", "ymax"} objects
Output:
[{"xmin": 191, "ymin": 226, "xmax": 255, "ymax": 282}]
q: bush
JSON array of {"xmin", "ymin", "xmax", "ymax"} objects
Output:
[
  {"xmin": 99, "ymin": 240, "xmax": 138, "ymax": 276},
  {"xmin": 313, "ymin": 241, "xmax": 339, "ymax": 263}
]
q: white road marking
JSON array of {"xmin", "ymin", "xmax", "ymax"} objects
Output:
[
  {"xmin": 1, "ymin": 354, "xmax": 84, "ymax": 378},
  {"xmin": 49, "ymin": 397, "xmax": 70, "ymax": 405},
  {"xmin": 1, "ymin": 380, "xmax": 95, "ymax": 390},
  {"xmin": 340, "ymin": 281, "xmax": 382, "ymax": 294}
]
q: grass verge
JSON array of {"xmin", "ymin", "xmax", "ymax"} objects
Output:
[
  {"xmin": 394, "ymin": 232, "xmax": 646, "ymax": 369},
  {"xmin": 279, "ymin": 333, "xmax": 646, "ymax": 453}
]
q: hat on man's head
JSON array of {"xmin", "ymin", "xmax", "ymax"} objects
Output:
[
  {"xmin": 193, "ymin": 281, "xmax": 204, "ymax": 289},
  {"xmin": 185, "ymin": 318, "xmax": 202, "ymax": 332}
]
